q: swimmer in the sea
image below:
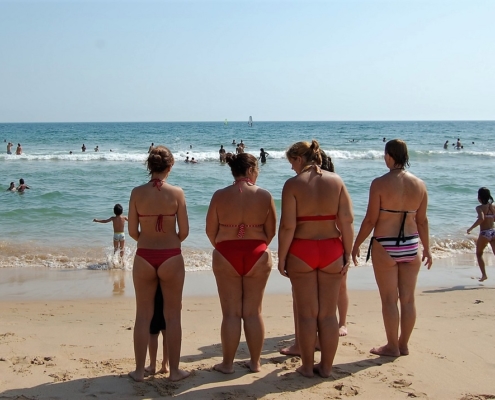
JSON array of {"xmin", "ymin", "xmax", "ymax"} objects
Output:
[
  {"xmin": 467, "ymin": 187, "xmax": 495, "ymax": 282},
  {"xmin": 7, "ymin": 182, "xmax": 16, "ymax": 192},
  {"xmin": 191, "ymin": 157, "xmax": 198, "ymax": 164},
  {"xmin": 17, "ymin": 178, "xmax": 30, "ymax": 192},
  {"xmin": 7, "ymin": 142, "xmax": 13, "ymax": 154},
  {"xmin": 93, "ymin": 204, "xmax": 128, "ymax": 258},
  {"xmin": 149, "ymin": 143, "xmax": 154, "ymax": 153},
  {"xmin": 443, "ymin": 140, "xmax": 449, "ymax": 149},
  {"xmin": 16, "ymin": 143, "xmax": 22, "ymax": 155},
  {"xmin": 82, "ymin": 144, "xmax": 86, "ymax": 152}
]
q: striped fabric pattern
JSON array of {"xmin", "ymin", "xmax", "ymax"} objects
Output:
[{"xmin": 375, "ymin": 233, "xmax": 419, "ymax": 263}]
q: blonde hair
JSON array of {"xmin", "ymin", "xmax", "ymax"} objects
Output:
[{"xmin": 286, "ymin": 139, "xmax": 322, "ymax": 166}]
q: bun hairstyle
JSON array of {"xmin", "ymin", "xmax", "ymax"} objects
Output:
[
  {"xmin": 385, "ymin": 139, "xmax": 410, "ymax": 168},
  {"xmin": 225, "ymin": 152, "xmax": 258, "ymax": 178},
  {"xmin": 320, "ymin": 150, "xmax": 335, "ymax": 172},
  {"xmin": 286, "ymin": 139, "xmax": 322, "ymax": 166},
  {"xmin": 146, "ymin": 145, "xmax": 174, "ymax": 175},
  {"xmin": 478, "ymin": 187, "xmax": 494, "ymax": 205}
]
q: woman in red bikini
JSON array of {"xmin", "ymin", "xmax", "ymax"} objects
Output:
[
  {"xmin": 128, "ymin": 145, "xmax": 190, "ymax": 382},
  {"xmin": 278, "ymin": 140, "xmax": 354, "ymax": 378},
  {"xmin": 351, "ymin": 139, "xmax": 432, "ymax": 358},
  {"xmin": 206, "ymin": 152, "xmax": 276, "ymax": 374}
]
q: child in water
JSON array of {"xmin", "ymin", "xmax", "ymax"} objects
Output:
[
  {"xmin": 467, "ymin": 187, "xmax": 495, "ymax": 282},
  {"xmin": 93, "ymin": 204, "xmax": 128, "ymax": 258},
  {"xmin": 145, "ymin": 285, "xmax": 169, "ymax": 375}
]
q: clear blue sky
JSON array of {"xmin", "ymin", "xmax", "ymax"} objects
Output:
[{"xmin": 0, "ymin": 0, "xmax": 493, "ymax": 122}]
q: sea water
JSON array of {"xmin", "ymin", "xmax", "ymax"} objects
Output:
[{"xmin": 1, "ymin": 121, "xmax": 494, "ymax": 271}]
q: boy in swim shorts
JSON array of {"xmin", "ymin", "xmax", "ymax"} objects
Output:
[{"xmin": 93, "ymin": 204, "xmax": 128, "ymax": 258}]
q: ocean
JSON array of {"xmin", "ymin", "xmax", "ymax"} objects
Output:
[{"xmin": 1, "ymin": 121, "xmax": 494, "ymax": 272}]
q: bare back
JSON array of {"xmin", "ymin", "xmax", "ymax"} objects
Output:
[
  {"xmin": 128, "ymin": 181, "xmax": 188, "ymax": 248},
  {"xmin": 477, "ymin": 203, "xmax": 495, "ymax": 231},
  {"xmin": 372, "ymin": 170, "xmax": 427, "ymax": 237},
  {"xmin": 112, "ymin": 215, "xmax": 127, "ymax": 233}
]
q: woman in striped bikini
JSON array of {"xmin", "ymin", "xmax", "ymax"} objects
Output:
[
  {"xmin": 128, "ymin": 145, "xmax": 190, "ymax": 382},
  {"xmin": 352, "ymin": 139, "xmax": 432, "ymax": 357}
]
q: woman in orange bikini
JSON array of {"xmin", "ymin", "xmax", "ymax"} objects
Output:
[
  {"xmin": 351, "ymin": 139, "xmax": 432, "ymax": 357},
  {"xmin": 278, "ymin": 140, "xmax": 354, "ymax": 378},
  {"xmin": 206, "ymin": 152, "xmax": 276, "ymax": 374},
  {"xmin": 128, "ymin": 145, "xmax": 190, "ymax": 382}
]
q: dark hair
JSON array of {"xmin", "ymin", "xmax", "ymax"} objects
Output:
[
  {"xmin": 286, "ymin": 139, "xmax": 322, "ymax": 166},
  {"xmin": 10, "ymin": 182, "xmax": 14, "ymax": 186},
  {"xmin": 19, "ymin": 178, "xmax": 25, "ymax": 184},
  {"xmin": 320, "ymin": 150, "xmax": 335, "ymax": 172},
  {"xmin": 114, "ymin": 204, "xmax": 123, "ymax": 215},
  {"xmin": 146, "ymin": 145, "xmax": 174, "ymax": 175},
  {"xmin": 225, "ymin": 153, "xmax": 257, "ymax": 177},
  {"xmin": 478, "ymin": 187, "xmax": 494, "ymax": 205},
  {"xmin": 385, "ymin": 139, "xmax": 410, "ymax": 168}
]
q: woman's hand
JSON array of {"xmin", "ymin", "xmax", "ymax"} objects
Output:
[
  {"xmin": 341, "ymin": 253, "xmax": 351, "ymax": 275},
  {"xmin": 422, "ymin": 249, "xmax": 433, "ymax": 269},
  {"xmin": 466, "ymin": 228, "xmax": 471, "ymax": 234},
  {"xmin": 351, "ymin": 245, "xmax": 360, "ymax": 266},
  {"xmin": 278, "ymin": 259, "xmax": 288, "ymax": 278}
]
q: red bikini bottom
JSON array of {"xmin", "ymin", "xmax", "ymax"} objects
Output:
[
  {"xmin": 288, "ymin": 237, "xmax": 343, "ymax": 269},
  {"xmin": 215, "ymin": 240, "xmax": 267, "ymax": 276},
  {"xmin": 135, "ymin": 248, "xmax": 181, "ymax": 270}
]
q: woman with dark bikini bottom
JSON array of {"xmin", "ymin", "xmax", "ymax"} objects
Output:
[
  {"xmin": 128, "ymin": 145, "xmax": 190, "ymax": 382},
  {"xmin": 352, "ymin": 139, "xmax": 432, "ymax": 357},
  {"xmin": 206, "ymin": 152, "xmax": 276, "ymax": 374},
  {"xmin": 467, "ymin": 187, "xmax": 495, "ymax": 282}
]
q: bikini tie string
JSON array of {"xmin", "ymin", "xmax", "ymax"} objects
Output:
[
  {"xmin": 150, "ymin": 178, "xmax": 164, "ymax": 190},
  {"xmin": 233, "ymin": 177, "xmax": 255, "ymax": 192},
  {"xmin": 237, "ymin": 224, "xmax": 245, "ymax": 238}
]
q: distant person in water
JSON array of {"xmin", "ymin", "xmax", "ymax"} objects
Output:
[
  {"xmin": 456, "ymin": 138, "xmax": 462, "ymax": 149},
  {"xmin": 467, "ymin": 187, "xmax": 495, "ymax": 282},
  {"xmin": 191, "ymin": 158, "xmax": 198, "ymax": 164},
  {"xmin": 149, "ymin": 143, "xmax": 154, "ymax": 153},
  {"xmin": 17, "ymin": 178, "xmax": 30, "ymax": 192},
  {"xmin": 232, "ymin": 140, "xmax": 236, "ymax": 145},
  {"xmin": 235, "ymin": 144, "xmax": 243, "ymax": 155},
  {"xmin": 7, "ymin": 182, "xmax": 16, "ymax": 192},
  {"xmin": 7, "ymin": 142, "xmax": 13, "ymax": 154},
  {"xmin": 185, "ymin": 156, "xmax": 190, "ymax": 163},
  {"xmin": 16, "ymin": 143, "xmax": 22, "ymax": 155},
  {"xmin": 82, "ymin": 144, "xmax": 86, "ymax": 152},
  {"xmin": 443, "ymin": 140, "xmax": 449, "ymax": 149},
  {"xmin": 383, "ymin": 137, "xmax": 386, "ymax": 142},
  {"xmin": 219, "ymin": 145, "xmax": 226, "ymax": 162},
  {"xmin": 240, "ymin": 140, "xmax": 245, "ymax": 150},
  {"xmin": 259, "ymin": 148, "xmax": 269, "ymax": 163},
  {"xmin": 93, "ymin": 204, "xmax": 128, "ymax": 258},
  {"xmin": 95, "ymin": 146, "xmax": 99, "ymax": 152}
]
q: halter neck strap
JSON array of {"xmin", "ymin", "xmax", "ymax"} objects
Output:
[
  {"xmin": 300, "ymin": 164, "xmax": 322, "ymax": 176},
  {"xmin": 149, "ymin": 178, "xmax": 165, "ymax": 190},
  {"xmin": 233, "ymin": 177, "xmax": 255, "ymax": 192}
]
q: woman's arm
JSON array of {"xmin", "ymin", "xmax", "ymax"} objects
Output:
[
  {"xmin": 278, "ymin": 181, "xmax": 297, "ymax": 277},
  {"xmin": 264, "ymin": 195, "xmax": 277, "ymax": 245},
  {"xmin": 128, "ymin": 189, "xmax": 140, "ymax": 242},
  {"xmin": 416, "ymin": 186, "xmax": 432, "ymax": 269},
  {"xmin": 352, "ymin": 180, "xmax": 380, "ymax": 265},
  {"xmin": 205, "ymin": 192, "xmax": 219, "ymax": 247},
  {"xmin": 467, "ymin": 206, "xmax": 483, "ymax": 234},
  {"xmin": 176, "ymin": 188, "xmax": 189, "ymax": 242},
  {"xmin": 336, "ymin": 183, "xmax": 354, "ymax": 274}
]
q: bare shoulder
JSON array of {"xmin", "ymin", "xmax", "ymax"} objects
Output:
[{"xmin": 255, "ymin": 186, "xmax": 274, "ymax": 199}]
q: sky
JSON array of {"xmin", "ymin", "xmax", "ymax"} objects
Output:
[{"xmin": 0, "ymin": 0, "xmax": 494, "ymax": 122}]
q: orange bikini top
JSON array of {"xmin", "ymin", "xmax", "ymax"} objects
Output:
[{"xmin": 297, "ymin": 215, "xmax": 336, "ymax": 222}]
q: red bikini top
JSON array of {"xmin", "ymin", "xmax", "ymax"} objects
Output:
[
  {"xmin": 219, "ymin": 222, "xmax": 264, "ymax": 238},
  {"xmin": 297, "ymin": 215, "xmax": 336, "ymax": 222},
  {"xmin": 137, "ymin": 178, "xmax": 176, "ymax": 232}
]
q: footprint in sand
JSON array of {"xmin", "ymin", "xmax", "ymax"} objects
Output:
[
  {"xmin": 460, "ymin": 395, "xmax": 495, "ymax": 400},
  {"xmin": 334, "ymin": 383, "xmax": 360, "ymax": 396}
]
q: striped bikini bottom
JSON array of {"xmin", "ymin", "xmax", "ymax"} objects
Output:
[{"xmin": 367, "ymin": 233, "xmax": 419, "ymax": 264}]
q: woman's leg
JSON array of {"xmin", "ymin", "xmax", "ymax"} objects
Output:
[
  {"xmin": 476, "ymin": 235, "xmax": 489, "ymax": 281},
  {"xmin": 371, "ymin": 241, "xmax": 401, "ymax": 357},
  {"xmin": 158, "ymin": 255, "xmax": 189, "ymax": 381},
  {"xmin": 279, "ymin": 289, "xmax": 300, "ymax": 355},
  {"xmin": 129, "ymin": 256, "xmax": 158, "ymax": 382},
  {"xmin": 242, "ymin": 251, "xmax": 272, "ymax": 372},
  {"xmin": 287, "ymin": 254, "xmax": 318, "ymax": 377},
  {"xmin": 145, "ymin": 334, "xmax": 159, "ymax": 374},
  {"xmin": 397, "ymin": 257, "xmax": 421, "ymax": 355},
  {"xmin": 314, "ymin": 257, "xmax": 344, "ymax": 377},
  {"xmin": 158, "ymin": 330, "xmax": 169, "ymax": 374},
  {"xmin": 338, "ymin": 274, "xmax": 349, "ymax": 336},
  {"xmin": 212, "ymin": 250, "xmax": 243, "ymax": 374}
]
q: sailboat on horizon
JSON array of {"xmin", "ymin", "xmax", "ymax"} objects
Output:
[{"xmin": 248, "ymin": 116, "xmax": 253, "ymax": 127}]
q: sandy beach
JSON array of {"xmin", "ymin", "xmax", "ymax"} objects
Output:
[{"xmin": 1, "ymin": 257, "xmax": 494, "ymax": 399}]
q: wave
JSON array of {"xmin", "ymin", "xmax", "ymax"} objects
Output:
[{"xmin": 0, "ymin": 235, "xmax": 480, "ymax": 271}]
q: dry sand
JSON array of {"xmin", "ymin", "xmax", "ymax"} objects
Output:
[{"xmin": 1, "ymin": 280, "xmax": 495, "ymax": 399}]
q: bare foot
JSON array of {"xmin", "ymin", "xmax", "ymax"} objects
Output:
[
  {"xmin": 280, "ymin": 345, "xmax": 301, "ymax": 356},
  {"xmin": 144, "ymin": 365, "xmax": 156, "ymax": 375},
  {"xmin": 399, "ymin": 347, "xmax": 409, "ymax": 356},
  {"xmin": 246, "ymin": 360, "xmax": 261, "ymax": 373},
  {"xmin": 169, "ymin": 369, "xmax": 190, "ymax": 382},
  {"xmin": 339, "ymin": 326, "xmax": 348, "ymax": 336},
  {"xmin": 313, "ymin": 363, "xmax": 332, "ymax": 378},
  {"xmin": 479, "ymin": 275, "xmax": 488, "ymax": 282},
  {"xmin": 128, "ymin": 370, "xmax": 144, "ymax": 382},
  {"xmin": 213, "ymin": 362, "xmax": 235, "ymax": 374},
  {"xmin": 156, "ymin": 362, "xmax": 170, "ymax": 374},
  {"xmin": 370, "ymin": 345, "xmax": 400, "ymax": 357},
  {"xmin": 296, "ymin": 365, "xmax": 314, "ymax": 378}
]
